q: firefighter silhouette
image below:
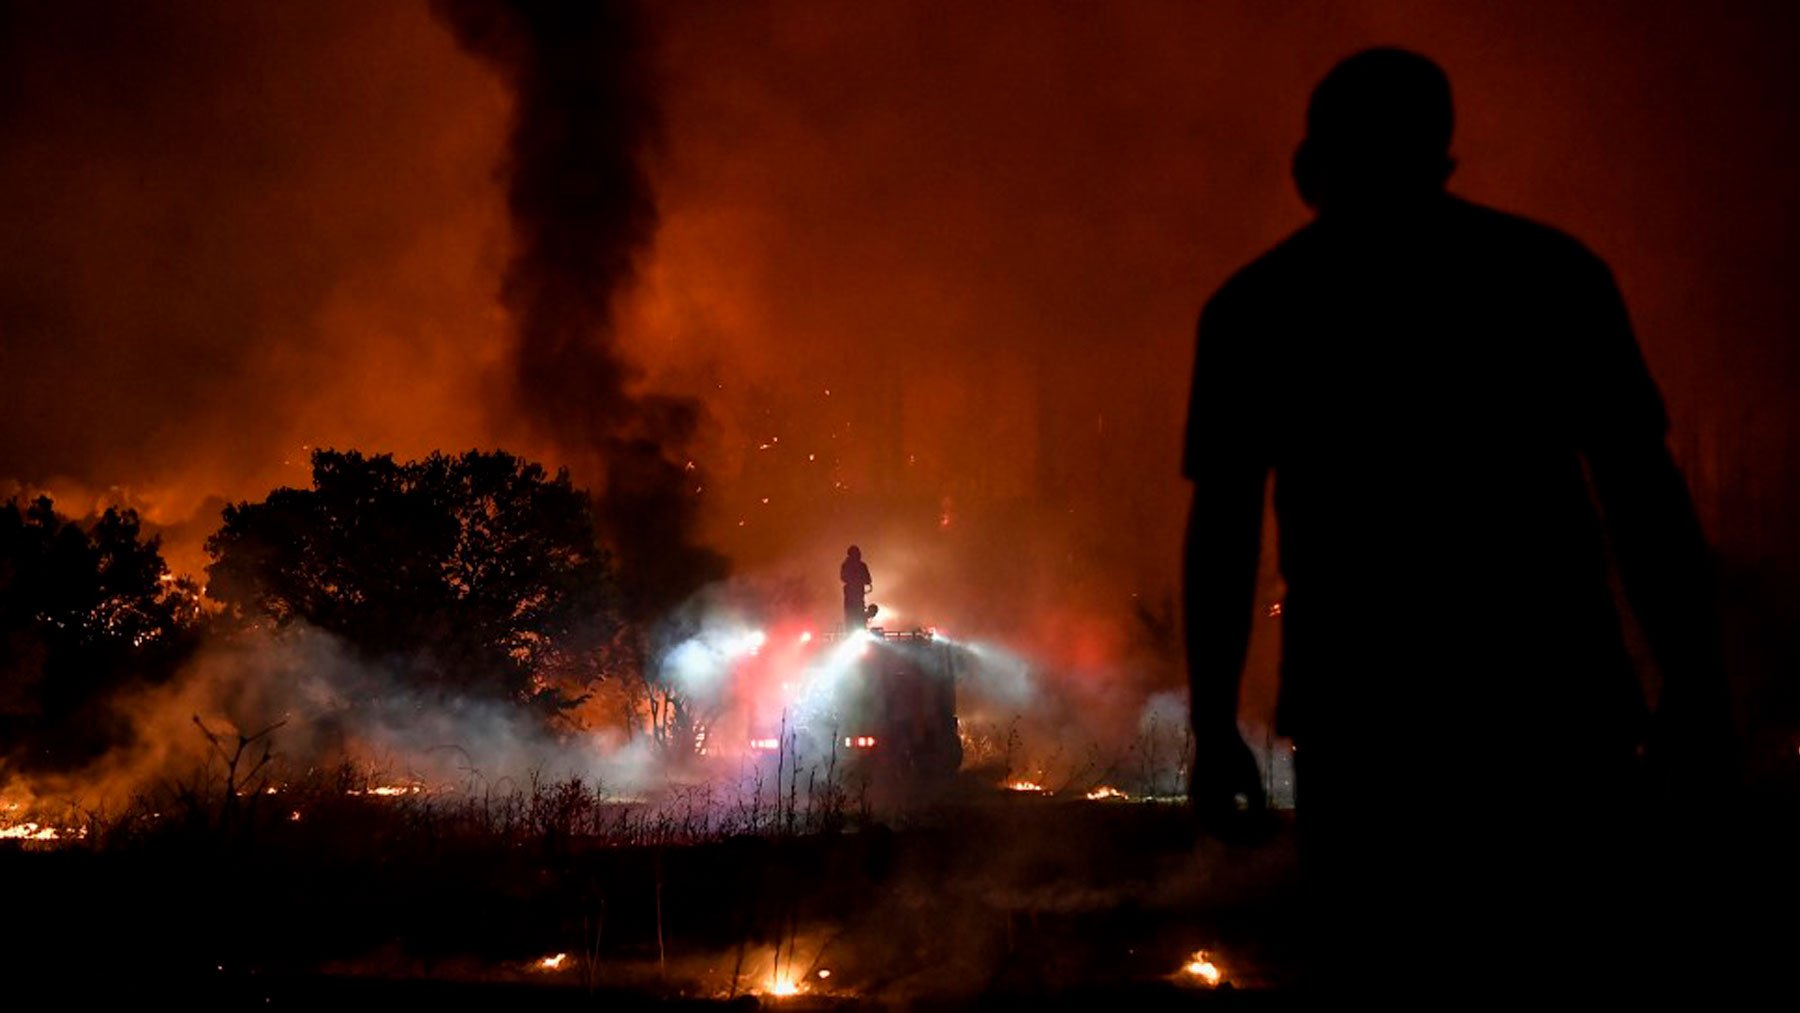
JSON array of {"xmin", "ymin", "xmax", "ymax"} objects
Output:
[{"xmin": 840, "ymin": 545, "xmax": 872, "ymax": 630}]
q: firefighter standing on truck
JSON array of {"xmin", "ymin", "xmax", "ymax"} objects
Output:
[{"xmin": 841, "ymin": 545, "xmax": 872, "ymax": 630}]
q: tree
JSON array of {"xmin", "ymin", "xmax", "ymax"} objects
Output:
[
  {"xmin": 0, "ymin": 497, "xmax": 201, "ymax": 768},
  {"xmin": 205, "ymin": 450, "xmax": 624, "ymax": 713}
]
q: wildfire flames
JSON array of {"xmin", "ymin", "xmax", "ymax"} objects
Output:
[
  {"xmin": 1005, "ymin": 780, "xmax": 1048, "ymax": 793},
  {"xmin": 345, "ymin": 784, "xmax": 426, "ymax": 797},
  {"xmin": 1182, "ymin": 950, "xmax": 1223, "ymax": 987},
  {"xmin": 0, "ymin": 820, "xmax": 61, "ymax": 841},
  {"xmin": 763, "ymin": 974, "xmax": 803, "ymax": 997},
  {"xmin": 0, "ymin": 801, "xmax": 83, "ymax": 843},
  {"xmin": 755, "ymin": 950, "xmax": 835, "ymax": 999},
  {"xmin": 1085, "ymin": 786, "xmax": 1127, "ymax": 800},
  {"xmin": 535, "ymin": 952, "xmax": 568, "ymax": 971},
  {"xmin": 0, "ymin": 777, "xmax": 457, "ymax": 849}
]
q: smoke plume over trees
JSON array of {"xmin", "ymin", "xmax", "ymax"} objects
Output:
[{"xmin": 432, "ymin": 0, "xmax": 727, "ymax": 627}]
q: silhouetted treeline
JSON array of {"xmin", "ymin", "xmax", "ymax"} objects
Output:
[
  {"xmin": 206, "ymin": 449, "xmax": 626, "ymax": 713},
  {"xmin": 0, "ymin": 497, "xmax": 200, "ymax": 769},
  {"xmin": 1, "ymin": 449, "xmax": 642, "ymax": 774}
]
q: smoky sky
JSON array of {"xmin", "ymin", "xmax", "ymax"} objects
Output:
[
  {"xmin": 0, "ymin": 0, "xmax": 518, "ymax": 546},
  {"xmin": 2, "ymin": 1, "xmax": 1798, "ymax": 731}
]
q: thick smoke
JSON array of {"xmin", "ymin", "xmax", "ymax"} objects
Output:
[
  {"xmin": 432, "ymin": 0, "xmax": 726, "ymax": 623},
  {"xmin": 0, "ymin": 621, "xmax": 669, "ymax": 820}
]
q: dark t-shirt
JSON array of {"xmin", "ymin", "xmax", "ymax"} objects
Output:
[
  {"xmin": 1185, "ymin": 195, "xmax": 1659, "ymax": 753},
  {"xmin": 841, "ymin": 558, "xmax": 871, "ymax": 599}
]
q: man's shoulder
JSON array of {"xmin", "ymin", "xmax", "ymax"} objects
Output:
[
  {"xmin": 1446, "ymin": 197, "xmax": 1610, "ymax": 273},
  {"xmin": 1204, "ymin": 198, "xmax": 1612, "ymax": 305},
  {"xmin": 1202, "ymin": 226, "xmax": 1322, "ymax": 320}
]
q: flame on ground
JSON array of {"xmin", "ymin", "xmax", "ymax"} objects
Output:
[
  {"xmin": 1, "ymin": 800, "xmax": 86, "ymax": 842},
  {"xmin": 345, "ymin": 784, "xmax": 425, "ymax": 797},
  {"xmin": 0, "ymin": 820, "xmax": 60, "ymax": 841},
  {"xmin": 1085, "ymin": 785, "xmax": 1127, "ymax": 800},
  {"xmin": 535, "ymin": 952, "xmax": 567, "ymax": 971},
  {"xmin": 763, "ymin": 974, "xmax": 803, "ymax": 997},
  {"xmin": 1182, "ymin": 949, "xmax": 1223, "ymax": 986},
  {"xmin": 1004, "ymin": 780, "xmax": 1047, "ymax": 793}
]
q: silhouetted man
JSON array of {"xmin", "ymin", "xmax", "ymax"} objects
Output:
[
  {"xmin": 841, "ymin": 545, "xmax": 872, "ymax": 630},
  {"xmin": 1183, "ymin": 49, "xmax": 1730, "ymax": 995}
]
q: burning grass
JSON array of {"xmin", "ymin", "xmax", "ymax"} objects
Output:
[
  {"xmin": 2, "ymin": 760, "xmax": 1299, "ymax": 1006},
  {"xmin": 0, "ymin": 719, "xmax": 908, "ymax": 876},
  {"xmin": 955, "ymin": 705, "xmax": 1218, "ymax": 806},
  {"xmin": 0, "ymin": 713, "xmax": 1298, "ymax": 1003}
]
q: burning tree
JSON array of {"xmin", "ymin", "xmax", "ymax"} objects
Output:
[
  {"xmin": 205, "ymin": 449, "xmax": 624, "ymax": 715},
  {"xmin": 0, "ymin": 497, "xmax": 200, "ymax": 768}
]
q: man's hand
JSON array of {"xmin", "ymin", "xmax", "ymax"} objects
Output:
[{"xmin": 1189, "ymin": 727, "xmax": 1275, "ymax": 844}]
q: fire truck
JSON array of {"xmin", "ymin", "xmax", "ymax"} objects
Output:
[{"xmin": 743, "ymin": 625, "xmax": 962, "ymax": 785}]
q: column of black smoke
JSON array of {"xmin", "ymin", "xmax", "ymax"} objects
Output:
[{"xmin": 433, "ymin": 0, "xmax": 726, "ymax": 633}]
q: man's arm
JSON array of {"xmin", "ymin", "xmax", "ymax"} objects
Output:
[
  {"xmin": 1182, "ymin": 291, "xmax": 1271, "ymax": 821},
  {"xmin": 1571, "ymin": 257, "xmax": 1733, "ymax": 787},
  {"xmin": 1185, "ymin": 469, "xmax": 1265, "ymax": 743}
]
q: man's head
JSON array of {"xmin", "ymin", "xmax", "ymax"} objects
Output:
[
  {"xmin": 846, "ymin": 545, "xmax": 861, "ymax": 560},
  {"xmin": 1293, "ymin": 48, "xmax": 1455, "ymax": 213}
]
